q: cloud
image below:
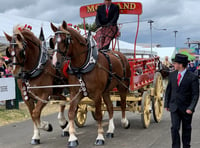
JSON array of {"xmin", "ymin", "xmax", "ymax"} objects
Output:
[
  {"xmin": 0, "ymin": 0, "xmax": 35, "ymax": 12},
  {"xmin": 1, "ymin": 0, "xmax": 200, "ymax": 47}
]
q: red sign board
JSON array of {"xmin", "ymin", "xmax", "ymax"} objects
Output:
[{"xmin": 80, "ymin": 2, "xmax": 143, "ymax": 18}]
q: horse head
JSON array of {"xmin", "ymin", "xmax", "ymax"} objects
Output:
[
  {"xmin": 50, "ymin": 21, "xmax": 87, "ymax": 69},
  {"xmin": 50, "ymin": 21, "xmax": 72, "ymax": 68},
  {"xmin": 4, "ymin": 25, "xmax": 41, "ymax": 77}
]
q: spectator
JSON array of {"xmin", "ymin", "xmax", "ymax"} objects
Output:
[
  {"xmin": 188, "ymin": 62, "xmax": 196, "ymax": 72},
  {"xmin": 4, "ymin": 64, "xmax": 13, "ymax": 78},
  {"xmin": 195, "ymin": 64, "xmax": 200, "ymax": 83},
  {"xmin": 0, "ymin": 57, "xmax": 6, "ymax": 105},
  {"xmin": 0, "ymin": 57, "xmax": 6, "ymax": 78},
  {"xmin": 163, "ymin": 56, "xmax": 171, "ymax": 68}
]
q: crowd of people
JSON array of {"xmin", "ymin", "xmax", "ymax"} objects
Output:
[
  {"xmin": 0, "ymin": 57, "xmax": 13, "ymax": 78},
  {"xmin": 162, "ymin": 56, "xmax": 200, "ymax": 80},
  {"xmin": 0, "ymin": 57, "xmax": 13, "ymax": 106}
]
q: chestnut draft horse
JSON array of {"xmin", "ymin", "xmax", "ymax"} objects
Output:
[
  {"xmin": 4, "ymin": 25, "xmax": 69, "ymax": 145},
  {"xmin": 50, "ymin": 21, "xmax": 131, "ymax": 147}
]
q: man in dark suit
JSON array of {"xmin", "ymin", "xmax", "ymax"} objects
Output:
[
  {"xmin": 94, "ymin": 0, "xmax": 119, "ymax": 50},
  {"xmin": 165, "ymin": 54, "xmax": 199, "ymax": 148}
]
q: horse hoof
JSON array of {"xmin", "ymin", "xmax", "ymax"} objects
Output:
[
  {"xmin": 61, "ymin": 131, "xmax": 69, "ymax": 137},
  {"xmin": 94, "ymin": 139, "xmax": 105, "ymax": 146},
  {"xmin": 31, "ymin": 139, "xmax": 40, "ymax": 145},
  {"xmin": 47, "ymin": 124, "xmax": 53, "ymax": 132},
  {"xmin": 124, "ymin": 122, "xmax": 130, "ymax": 129},
  {"xmin": 61, "ymin": 121, "xmax": 68, "ymax": 129},
  {"xmin": 106, "ymin": 133, "xmax": 114, "ymax": 139},
  {"xmin": 68, "ymin": 140, "xmax": 79, "ymax": 147}
]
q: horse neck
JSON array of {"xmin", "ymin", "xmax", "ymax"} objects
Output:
[
  {"xmin": 70, "ymin": 41, "xmax": 88, "ymax": 68},
  {"xmin": 24, "ymin": 40, "xmax": 40, "ymax": 71},
  {"xmin": 68, "ymin": 30, "xmax": 88, "ymax": 68}
]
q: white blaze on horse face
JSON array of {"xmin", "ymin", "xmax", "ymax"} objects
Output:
[
  {"xmin": 12, "ymin": 57, "xmax": 16, "ymax": 71},
  {"xmin": 11, "ymin": 51, "xmax": 15, "ymax": 56},
  {"xmin": 52, "ymin": 51, "xmax": 57, "ymax": 66},
  {"xmin": 107, "ymin": 118, "xmax": 115, "ymax": 134},
  {"xmin": 52, "ymin": 38, "xmax": 60, "ymax": 66},
  {"xmin": 56, "ymin": 35, "xmax": 61, "ymax": 42}
]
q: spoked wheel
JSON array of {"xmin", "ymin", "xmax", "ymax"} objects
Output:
[
  {"xmin": 141, "ymin": 91, "xmax": 151, "ymax": 128},
  {"xmin": 152, "ymin": 72, "xmax": 164, "ymax": 123},
  {"xmin": 74, "ymin": 104, "xmax": 87, "ymax": 128}
]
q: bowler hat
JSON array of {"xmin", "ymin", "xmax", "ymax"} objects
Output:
[{"xmin": 174, "ymin": 53, "xmax": 189, "ymax": 64}]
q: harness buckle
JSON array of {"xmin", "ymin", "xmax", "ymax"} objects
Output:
[{"xmin": 78, "ymin": 76, "xmax": 88, "ymax": 97}]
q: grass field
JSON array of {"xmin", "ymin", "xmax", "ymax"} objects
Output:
[{"xmin": 0, "ymin": 103, "xmax": 64, "ymax": 126}]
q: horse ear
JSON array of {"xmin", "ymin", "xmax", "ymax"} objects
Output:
[
  {"xmin": 39, "ymin": 27, "xmax": 45, "ymax": 41},
  {"xmin": 62, "ymin": 21, "xmax": 67, "ymax": 30},
  {"xmin": 4, "ymin": 32, "xmax": 12, "ymax": 42},
  {"xmin": 50, "ymin": 22, "xmax": 58, "ymax": 32}
]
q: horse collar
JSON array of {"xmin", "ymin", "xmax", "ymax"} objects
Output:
[
  {"xmin": 67, "ymin": 43, "xmax": 98, "ymax": 75},
  {"xmin": 20, "ymin": 41, "xmax": 48, "ymax": 80}
]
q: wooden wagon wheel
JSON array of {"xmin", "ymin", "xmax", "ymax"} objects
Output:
[
  {"xmin": 74, "ymin": 104, "xmax": 87, "ymax": 128},
  {"xmin": 152, "ymin": 72, "xmax": 164, "ymax": 123},
  {"xmin": 141, "ymin": 91, "xmax": 151, "ymax": 128}
]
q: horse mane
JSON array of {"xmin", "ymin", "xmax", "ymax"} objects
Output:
[
  {"xmin": 60, "ymin": 26, "xmax": 86, "ymax": 46},
  {"xmin": 13, "ymin": 25, "xmax": 24, "ymax": 39},
  {"xmin": 13, "ymin": 24, "xmax": 40, "ymax": 46}
]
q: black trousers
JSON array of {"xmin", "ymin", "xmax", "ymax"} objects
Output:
[{"xmin": 170, "ymin": 109, "xmax": 193, "ymax": 148}]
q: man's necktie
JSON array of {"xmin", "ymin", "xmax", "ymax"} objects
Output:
[
  {"xmin": 177, "ymin": 73, "xmax": 182, "ymax": 86},
  {"xmin": 106, "ymin": 7, "xmax": 109, "ymax": 17}
]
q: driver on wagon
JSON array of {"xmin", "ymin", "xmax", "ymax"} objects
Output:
[{"xmin": 94, "ymin": 0, "xmax": 119, "ymax": 50}]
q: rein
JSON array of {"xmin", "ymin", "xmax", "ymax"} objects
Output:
[{"xmin": 97, "ymin": 62, "xmax": 129, "ymax": 89}]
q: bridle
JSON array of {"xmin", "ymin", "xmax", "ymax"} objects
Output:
[
  {"xmin": 7, "ymin": 33, "xmax": 42, "ymax": 79},
  {"xmin": 8, "ymin": 35, "xmax": 27, "ymax": 67},
  {"xmin": 52, "ymin": 30, "xmax": 72, "ymax": 58},
  {"xmin": 51, "ymin": 28, "xmax": 90, "ymax": 58}
]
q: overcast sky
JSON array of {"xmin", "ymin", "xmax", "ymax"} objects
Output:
[{"xmin": 1, "ymin": 0, "xmax": 200, "ymax": 48}]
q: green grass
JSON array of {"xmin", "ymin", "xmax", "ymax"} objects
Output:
[
  {"xmin": 0, "ymin": 103, "xmax": 61, "ymax": 126},
  {"xmin": 0, "ymin": 106, "xmax": 30, "ymax": 126}
]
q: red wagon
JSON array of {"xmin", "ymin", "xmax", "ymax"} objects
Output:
[{"xmin": 73, "ymin": 2, "xmax": 164, "ymax": 128}]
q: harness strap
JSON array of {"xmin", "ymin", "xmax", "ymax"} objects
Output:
[
  {"xmin": 110, "ymin": 52, "xmax": 126, "ymax": 77},
  {"xmin": 109, "ymin": 51, "xmax": 130, "ymax": 83},
  {"xmin": 99, "ymin": 51, "xmax": 113, "ymax": 91},
  {"xmin": 67, "ymin": 38, "xmax": 98, "ymax": 75}
]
